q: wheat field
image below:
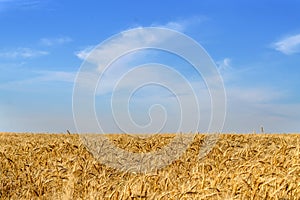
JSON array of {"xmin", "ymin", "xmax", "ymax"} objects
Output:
[{"xmin": 0, "ymin": 132, "xmax": 299, "ymax": 199}]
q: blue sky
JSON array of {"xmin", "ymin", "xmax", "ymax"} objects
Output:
[{"xmin": 0, "ymin": 0, "xmax": 300, "ymax": 133}]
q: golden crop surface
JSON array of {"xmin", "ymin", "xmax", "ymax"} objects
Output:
[{"xmin": 0, "ymin": 133, "xmax": 299, "ymax": 199}]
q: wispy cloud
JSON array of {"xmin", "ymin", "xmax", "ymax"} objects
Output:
[
  {"xmin": 217, "ymin": 58, "xmax": 232, "ymax": 73},
  {"xmin": 75, "ymin": 20, "xmax": 199, "ymax": 73},
  {"xmin": 75, "ymin": 17, "xmax": 208, "ymax": 65},
  {"xmin": 157, "ymin": 21, "xmax": 185, "ymax": 32},
  {"xmin": 151, "ymin": 16, "xmax": 208, "ymax": 32},
  {"xmin": 33, "ymin": 70, "xmax": 76, "ymax": 82},
  {"xmin": 75, "ymin": 28, "xmax": 178, "ymax": 72},
  {"xmin": 75, "ymin": 45, "xmax": 95, "ymax": 60},
  {"xmin": 0, "ymin": 47, "xmax": 48, "ymax": 59},
  {"xmin": 74, "ymin": 23, "xmax": 197, "ymax": 96},
  {"xmin": 273, "ymin": 34, "xmax": 300, "ymax": 55},
  {"xmin": 0, "ymin": 70, "xmax": 76, "ymax": 91},
  {"xmin": 0, "ymin": 0, "xmax": 42, "ymax": 11},
  {"xmin": 40, "ymin": 36, "xmax": 72, "ymax": 46}
]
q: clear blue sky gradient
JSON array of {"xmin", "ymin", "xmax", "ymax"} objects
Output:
[{"xmin": 0, "ymin": 0, "xmax": 300, "ymax": 133}]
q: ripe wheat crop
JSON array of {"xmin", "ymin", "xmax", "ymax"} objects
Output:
[{"xmin": 0, "ymin": 133, "xmax": 299, "ymax": 199}]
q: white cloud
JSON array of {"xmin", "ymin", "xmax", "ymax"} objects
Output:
[
  {"xmin": 74, "ymin": 20, "xmax": 188, "ymax": 61},
  {"xmin": 0, "ymin": 70, "xmax": 76, "ymax": 91},
  {"xmin": 75, "ymin": 27, "xmax": 180, "ymax": 72},
  {"xmin": 75, "ymin": 18, "xmax": 208, "ymax": 72},
  {"xmin": 217, "ymin": 58, "xmax": 232, "ymax": 73},
  {"xmin": 33, "ymin": 70, "xmax": 76, "ymax": 82},
  {"xmin": 157, "ymin": 21, "xmax": 185, "ymax": 32},
  {"xmin": 0, "ymin": 47, "xmax": 48, "ymax": 58},
  {"xmin": 273, "ymin": 34, "xmax": 300, "ymax": 55},
  {"xmin": 75, "ymin": 45, "xmax": 95, "ymax": 60},
  {"xmin": 151, "ymin": 16, "xmax": 208, "ymax": 32},
  {"xmin": 40, "ymin": 36, "xmax": 72, "ymax": 46}
]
